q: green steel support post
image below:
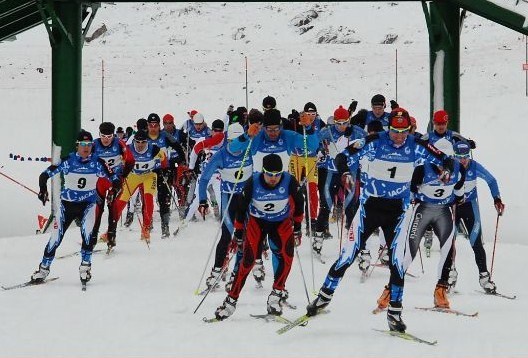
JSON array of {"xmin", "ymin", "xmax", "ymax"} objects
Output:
[
  {"xmin": 49, "ymin": 0, "xmax": 83, "ymax": 215},
  {"xmin": 423, "ymin": 1, "xmax": 461, "ymax": 132}
]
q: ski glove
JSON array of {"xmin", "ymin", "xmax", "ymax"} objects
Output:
[
  {"xmin": 293, "ymin": 222, "xmax": 302, "ymax": 246},
  {"xmin": 494, "ymin": 197, "xmax": 505, "ymax": 216},
  {"xmin": 107, "ymin": 179, "xmax": 122, "ymax": 203},
  {"xmin": 233, "ymin": 229, "xmax": 244, "ymax": 248},
  {"xmin": 38, "ymin": 189, "xmax": 48, "ymax": 206},
  {"xmin": 247, "ymin": 123, "xmax": 261, "ymax": 138},
  {"xmin": 348, "ymin": 100, "xmax": 358, "ymax": 114},
  {"xmin": 198, "ymin": 201, "xmax": 209, "ymax": 219},
  {"xmin": 299, "ymin": 112, "xmax": 314, "ymax": 126}
]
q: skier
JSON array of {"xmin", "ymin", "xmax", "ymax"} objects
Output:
[
  {"xmin": 92, "ymin": 122, "xmax": 135, "ymax": 250},
  {"xmin": 420, "ymin": 110, "xmax": 475, "ymax": 255},
  {"xmin": 376, "ymin": 150, "xmax": 466, "ymax": 312},
  {"xmin": 305, "ymin": 108, "xmax": 454, "ymax": 333},
  {"xmin": 107, "ymin": 130, "xmax": 168, "ymax": 243},
  {"xmin": 313, "ymin": 105, "xmax": 366, "ymax": 255},
  {"xmin": 145, "ymin": 113, "xmax": 186, "ymax": 238},
  {"xmin": 228, "ymin": 108, "xmax": 317, "ymax": 284},
  {"xmin": 214, "ymin": 154, "xmax": 304, "ymax": 320},
  {"xmin": 31, "ymin": 130, "xmax": 121, "ymax": 285},
  {"xmin": 198, "ymin": 123, "xmax": 253, "ymax": 291},
  {"xmin": 350, "ymin": 94, "xmax": 397, "ymax": 130},
  {"xmin": 450, "ymin": 140, "xmax": 505, "ymax": 294}
]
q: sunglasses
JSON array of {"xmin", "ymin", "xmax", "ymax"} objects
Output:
[
  {"xmin": 163, "ymin": 122, "xmax": 174, "ymax": 125},
  {"xmin": 100, "ymin": 133, "xmax": 114, "ymax": 139},
  {"xmin": 77, "ymin": 141, "xmax": 93, "ymax": 147},
  {"xmin": 389, "ymin": 126, "xmax": 410, "ymax": 133},
  {"xmin": 306, "ymin": 111, "xmax": 317, "ymax": 116},
  {"xmin": 454, "ymin": 153, "xmax": 470, "ymax": 159},
  {"xmin": 265, "ymin": 126, "xmax": 281, "ymax": 133},
  {"xmin": 134, "ymin": 139, "xmax": 147, "ymax": 144},
  {"xmin": 148, "ymin": 122, "xmax": 159, "ymax": 128},
  {"xmin": 334, "ymin": 121, "xmax": 349, "ymax": 126},
  {"xmin": 263, "ymin": 168, "xmax": 283, "ymax": 177}
]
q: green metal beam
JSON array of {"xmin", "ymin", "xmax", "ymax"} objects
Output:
[{"xmin": 447, "ymin": 0, "xmax": 528, "ymax": 36}]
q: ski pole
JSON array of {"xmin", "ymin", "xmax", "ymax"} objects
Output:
[
  {"xmin": 490, "ymin": 214, "xmax": 501, "ymax": 279},
  {"xmin": 193, "ymin": 247, "xmax": 237, "ymax": 314},
  {"xmin": 294, "ymin": 245, "xmax": 311, "ymax": 304},
  {"xmin": 0, "ymin": 170, "xmax": 40, "ymax": 196},
  {"xmin": 124, "ymin": 179, "xmax": 149, "ymax": 250},
  {"xmin": 193, "ymin": 138, "xmax": 253, "ymax": 295},
  {"xmin": 302, "ymin": 126, "xmax": 316, "ymax": 295},
  {"xmin": 417, "ymin": 246, "xmax": 425, "ymax": 274}
]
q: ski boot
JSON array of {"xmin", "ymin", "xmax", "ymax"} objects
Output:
[
  {"xmin": 215, "ymin": 296, "xmax": 237, "ymax": 320},
  {"xmin": 252, "ymin": 259, "xmax": 265, "ymax": 284},
  {"xmin": 267, "ymin": 289, "xmax": 284, "ymax": 316},
  {"xmin": 31, "ymin": 263, "xmax": 50, "ymax": 283},
  {"xmin": 79, "ymin": 261, "xmax": 92, "ymax": 283},
  {"xmin": 479, "ymin": 271, "xmax": 497, "ymax": 294},
  {"xmin": 376, "ymin": 285, "xmax": 390, "ymax": 310},
  {"xmin": 161, "ymin": 214, "xmax": 170, "ymax": 238},
  {"xmin": 225, "ymin": 272, "xmax": 236, "ymax": 292},
  {"xmin": 378, "ymin": 245, "xmax": 389, "ymax": 266},
  {"xmin": 205, "ymin": 267, "xmax": 222, "ymax": 290},
  {"xmin": 387, "ymin": 302, "xmax": 407, "ymax": 333},
  {"xmin": 447, "ymin": 267, "xmax": 458, "ymax": 292},
  {"xmin": 124, "ymin": 212, "xmax": 134, "ymax": 227},
  {"xmin": 107, "ymin": 231, "xmax": 116, "ymax": 250},
  {"xmin": 306, "ymin": 289, "xmax": 333, "ymax": 316},
  {"xmin": 312, "ymin": 232, "xmax": 324, "ymax": 255},
  {"xmin": 434, "ymin": 283, "xmax": 450, "ymax": 308},
  {"xmin": 358, "ymin": 249, "xmax": 371, "ymax": 273}
]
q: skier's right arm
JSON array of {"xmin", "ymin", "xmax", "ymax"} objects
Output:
[{"xmin": 234, "ymin": 177, "xmax": 253, "ymax": 227}]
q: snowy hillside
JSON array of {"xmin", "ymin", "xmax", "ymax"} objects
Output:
[{"xmin": 0, "ymin": 2, "xmax": 526, "ymax": 357}]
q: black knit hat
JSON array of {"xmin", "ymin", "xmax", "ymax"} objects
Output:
[
  {"xmin": 99, "ymin": 122, "xmax": 115, "ymax": 135},
  {"xmin": 116, "ymin": 126, "xmax": 124, "ymax": 134},
  {"xmin": 262, "ymin": 108, "xmax": 282, "ymax": 127},
  {"xmin": 304, "ymin": 102, "xmax": 317, "ymax": 112},
  {"xmin": 136, "ymin": 118, "xmax": 148, "ymax": 131},
  {"xmin": 147, "ymin": 113, "xmax": 161, "ymax": 123},
  {"xmin": 371, "ymin": 94, "xmax": 386, "ymax": 106},
  {"xmin": 134, "ymin": 130, "xmax": 148, "ymax": 141},
  {"xmin": 212, "ymin": 119, "xmax": 225, "ymax": 131},
  {"xmin": 262, "ymin": 95, "xmax": 277, "ymax": 109},
  {"xmin": 262, "ymin": 153, "xmax": 283, "ymax": 172},
  {"xmin": 248, "ymin": 108, "xmax": 264, "ymax": 124},
  {"xmin": 77, "ymin": 130, "xmax": 93, "ymax": 142}
]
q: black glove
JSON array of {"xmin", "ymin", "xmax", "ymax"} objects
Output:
[
  {"xmin": 348, "ymin": 100, "xmax": 358, "ymax": 114},
  {"xmin": 390, "ymin": 100, "xmax": 399, "ymax": 110},
  {"xmin": 107, "ymin": 179, "xmax": 122, "ymax": 203},
  {"xmin": 198, "ymin": 201, "xmax": 209, "ymax": 219},
  {"xmin": 233, "ymin": 229, "xmax": 244, "ymax": 248},
  {"xmin": 293, "ymin": 222, "xmax": 302, "ymax": 246},
  {"xmin": 38, "ymin": 189, "xmax": 48, "ymax": 206},
  {"xmin": 468, "ymin": 139, "xmax": 476, "ymax": 149},
  {"xmin": 494, "ymin": 197, "xmax": 505, "ymax": 216}
]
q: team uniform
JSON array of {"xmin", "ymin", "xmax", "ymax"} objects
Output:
[
  {"xmin": 199, "ymin": 140, "xmax": 253, "ymax": 290},
  {"xmin": 376, "ymin": 160, "xmax": 466, "ymax": 311},
  {"xmin": 454, "ymin": 152, "xmax": 503, "ymax": 293},
  {"xmin": 314, "ymin": 121, "xmax": 366, "ymax": 253},
  {"xmin": 91, "ymin": 136, "xmax": 134, "ymax": 247},
  {"xmin": 214, "ymin": 163, "xmax": 304, "ymax": 320},
  {"xmin": 108, "ymin": 139, "xmax": 168, "ymax": 242},
  {"xmin": 306, "ymin": 109, "xmax": 454, "ymax": 333},
  {"xmin": 31, "ymin": 132, "xmax": 121, "ymax": 285}
]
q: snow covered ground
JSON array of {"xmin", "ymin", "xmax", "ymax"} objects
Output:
[{"xmin": 0, "ymin": 2, "xmax": 526, "ymax": 357}]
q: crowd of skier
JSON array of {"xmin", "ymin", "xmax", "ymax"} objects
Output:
[{"xmin": 31, "ymin": 94, "xmax": 505, "ymax": 333}]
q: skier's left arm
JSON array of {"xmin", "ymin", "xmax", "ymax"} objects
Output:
[{"xmin": 474, "ymin": 161, "xmax": 504, "ymax": 214}]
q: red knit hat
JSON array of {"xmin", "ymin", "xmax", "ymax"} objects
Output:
[
  {"xmin": 333, "ymin": 105, "xmax": 349, "ymax": 121},
  {"xmin": 163, "ymin": 113, "xmax": 174, "ymax": 124},
  {"xmin": 388, "ymin": 108, "xmax": 411, "ymax": 130},
  {"xmin": 433, "ymin": 110, "xmax": 449, "ymax": 124}
]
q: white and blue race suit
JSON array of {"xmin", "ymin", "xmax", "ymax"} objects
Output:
[
  {"xmin": 455, "ymin": 158, "xmax": 501, "ymax": 274},
  {"xmin": 38, "ymin": 152, "xmax": 119, "ymax": 267},
  {"xmin": 316, "ymin": 131, "xmax": 453, "ymax": 304}
]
